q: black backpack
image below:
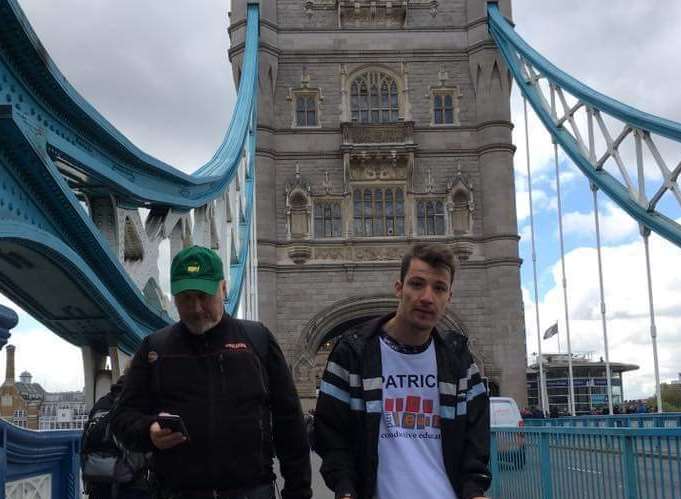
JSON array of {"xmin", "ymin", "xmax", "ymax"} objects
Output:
[{"xmin": 81, "ymin": 396, "xmax": 147, "ymax": 493}]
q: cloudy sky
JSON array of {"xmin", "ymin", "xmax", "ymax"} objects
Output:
[{"xmin": 1, "ymin": 1, "xmax": 679, "ymax": 400}]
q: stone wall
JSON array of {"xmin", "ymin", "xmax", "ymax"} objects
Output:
[{"xmin": 229, "ymin": 0, "xmax": 526, "ymax": 405}]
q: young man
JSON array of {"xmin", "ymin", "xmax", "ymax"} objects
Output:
[
  {"xmin": 111, "ymin": 246, "xmax": 312, "ymax": 499},
  {"xmin": 314, "ymin": 243, "xmax": 490, "ymax": 499}
]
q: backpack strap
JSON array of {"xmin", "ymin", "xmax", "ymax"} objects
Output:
[
  {"xmin": 238, "ymin": 319, "xmax": 269, "ymax": 363},
  {"xmin": 147, "ymin": 326, "xmax": 175, "ymax": 398},
  {"xmin": 236, "ymin": 319, "xmax": 271, "ymax": 396}
]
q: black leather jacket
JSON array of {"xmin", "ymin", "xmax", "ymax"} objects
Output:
[{"xmin": 111, "ymin": 315, "xmax": 311, "ymax": 499}]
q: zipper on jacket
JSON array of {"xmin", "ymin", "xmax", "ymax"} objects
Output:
[
  {"xmin": 206, "ymin": 344, "xmax": 218, "ymax": 485},
  {"xmin": 258, "ymin": 412, "xmax": 265, "ymax": 466},
  {"xmin": 218, "ymin": 353, "xmax": 227, "ymax": 393}
]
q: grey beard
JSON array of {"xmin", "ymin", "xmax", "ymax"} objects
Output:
[{"xmin": 183, "ymin": 317, "xmax": 221, "ymax": 335}]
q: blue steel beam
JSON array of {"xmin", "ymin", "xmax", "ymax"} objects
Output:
[
  {"xmin": 0, "ymin": 0, "xmax": 260, "ymax": 208},
  {"xmin": 0, "ymin": 3, "xmax": 260, "ymax": 353},
  {"xmin": 487, "ymin": 3, "xmax": 681, "ymax": 248}
]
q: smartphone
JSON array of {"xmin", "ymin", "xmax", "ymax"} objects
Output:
[{"xmin": 157, "ymin": 414, "xmax": 190, "ymax": 437}]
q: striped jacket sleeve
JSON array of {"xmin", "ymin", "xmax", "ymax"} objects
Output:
[
  {"xmin": 313, "ymin": 339, "xmax": 360, "ymax": 498},
  {"xmin": 459, "ymin": 353, "xmax": 492, "ymax": 498}
]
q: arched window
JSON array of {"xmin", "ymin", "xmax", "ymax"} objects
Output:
[
  {"xmin": 417, "ymin": 200, "xmax": 445, "ymax": 235},
  {"xmin": 286, "ymin": 186, "xmax": 311, "ymax": 240},
  {"xmin": 350, "ymin": 72, "xmax": 399, "ymax": 123},
  {"xmin": 353, "ymin": 187, "xmax": 405, "ymax": 236}
]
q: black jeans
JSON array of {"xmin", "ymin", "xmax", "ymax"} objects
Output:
[{"xmin": 161, "ymin": 483, "xmax": 275, "ymax": 499}]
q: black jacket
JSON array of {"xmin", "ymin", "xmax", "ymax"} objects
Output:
[
  {"xmin": 313, "ymin": 314, "xmax": 491, "ymax": 499},
  {"xmin": 111, "ymin": 315, "xmax": 311, "ymax": 499}
]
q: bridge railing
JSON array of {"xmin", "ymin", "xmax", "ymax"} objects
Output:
[
  {"xmin": 490, "ymin": 426, "xmax": 681, "ymax": 499},
  {"xmin": 523, "ymin": 413, "xmax": 681, "ymax": 428},
  {"xmin": 0, "ymin": 420, "xmax": 80, "ymax": 499}
]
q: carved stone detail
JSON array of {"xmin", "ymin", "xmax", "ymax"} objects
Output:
[
  {"xmin": 348, "ymin": 154, "xmax": 408, "ymax": 181},
  {"xmin": 451, "ymin": 241, "xmax": 474, "ymax": 261},
  {"xmin": 285, "ymin": 165, "xmax": 312, "ymax": 240},
  {"xmin": 289, "ymin": 244, "xmax": 312, "ymax": 264},
  {"xmin": 354, "ymin": 246, "xmax": 403, "ymax": 261},
  {"xmin": 338, "ymin": 0, "xmax": 408, "ymax": 28},
  {"xmin": 341, "ymin": 121, "xmax": 414, "ymax": 146},
  {"xmin": 446, "ymin": 164, "xmax": 475, "ymax": 235},
  {"xmin": 315, "ymin": 247, "xmax": 346, "ymax": 260}
]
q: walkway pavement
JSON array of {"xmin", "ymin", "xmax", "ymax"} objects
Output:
[{"xmin": 276, "ymin": 453, "xmax": 333, "ymax": 498}]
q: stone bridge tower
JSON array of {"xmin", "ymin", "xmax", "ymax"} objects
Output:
[{"xmin": 229, "ymin": 0, "xmax": 526, "ymax": 408}]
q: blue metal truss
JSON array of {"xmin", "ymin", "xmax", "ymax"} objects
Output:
[
  {"xmin": 488, "ymin": 2, "xmax": 681, "ymax": 248},
  {"xmin": 0, "ymin": 1, "xmax": 260, "ymax": 353}
]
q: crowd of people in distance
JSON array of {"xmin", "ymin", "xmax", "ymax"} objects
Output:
[{"xmin": 521, "ymin": 399, "xmax": 655, "ymax": 418}]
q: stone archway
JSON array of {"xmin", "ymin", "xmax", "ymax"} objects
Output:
[
  {"xmin": 291, "ymin": 294, "xmax": 492, "ymax": 407},
  {"xmin": 291, "ymin": 295, "xmax": 395, "ymax": 405}
]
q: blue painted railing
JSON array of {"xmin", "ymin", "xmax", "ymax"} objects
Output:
[
  {"xmin": 0, "ymin": 420, "xmax": 80, "ymax": 499},
  {"xmin": 524, "ymin": 413, "xmax": 681, "ymax": 429},
  {"xmin": 490, "ymin": 426, "xmax": 681, "ymax": 499}
]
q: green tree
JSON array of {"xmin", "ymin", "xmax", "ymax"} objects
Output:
[{"xmin": 648, "ymin": 383, "xmax": 681, "ymax": 412}]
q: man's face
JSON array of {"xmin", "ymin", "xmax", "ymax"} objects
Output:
[
  {"xmin": 174, "ymin": 280, "xmax": 226, "ymax": 335},
  {"xmin": 394, "ymin": 258, "xmax": 452, "ymax": 332}
]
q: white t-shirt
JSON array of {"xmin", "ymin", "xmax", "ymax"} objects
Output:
[{"xmin": 376, "ymin": 336, "xmax": 458, "ymax": 499}]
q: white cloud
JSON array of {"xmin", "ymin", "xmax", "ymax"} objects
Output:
[
  {"xmin": 511, "ymin": 91, "xmax": 561, "ymax": 179},
  {"xmin": 515, "ymin": 187, "xmax": 553, "ymax": 223},
  {"xmin": 562, "ymin": 201, "xmax": 639, "ymax": 243},
  {"xmin": 518, "ymin": 224, "xmax": 533, "ymax": 244},
  {"xmin": 525, "ymin": 234, "xmax": 681, "ymax": 399}
]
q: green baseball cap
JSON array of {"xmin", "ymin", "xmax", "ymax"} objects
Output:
[{"xmin": 170, "ymin": 246, "xmax": 224, "ymax": 296}]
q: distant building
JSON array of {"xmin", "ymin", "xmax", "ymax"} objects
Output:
[
  {"xmin": 0, "ymin": 344, "xmax": 87, "ymax": 430},
  {"xmin": 39, "ymin": 390, "xmax": 88, "ymax": 430},
  {"xmin": 0, "ymin": 345, "xmax": 43, "ymax": 429},
  {"xmin": 527, "ymin": 352, "xmax": 638, "ymax": 415}
]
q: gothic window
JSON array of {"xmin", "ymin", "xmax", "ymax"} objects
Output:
[
  {"xmin": 314, "ymin": 201, "xmax": 342, "ymax": 238},
  {"xmin": 295, "ymin": 94, "xmax": 318, "ymax": 127},
  {"xmin": 417, "ymin": 200, "xmax": 445, "ymax": 235},
  {"xmin": 353, "ymin": 187, "xmax": 405, "ymax": 236},
  {"xmin": 350, "ymin": 72, "xmax": 399, "ymax": 124},
  {"xmin": 433, "ymin": 92, "xmax": 454, "ymax": 124}
]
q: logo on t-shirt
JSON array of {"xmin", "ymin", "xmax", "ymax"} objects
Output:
[{"xmin": 384, "ymin": 396, "xmax": 441, "ymax": 431}]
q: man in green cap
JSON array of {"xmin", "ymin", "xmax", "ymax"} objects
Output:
[{"xmin": 112, "ymin": 246, "xmax": 312, "ymax": 499}]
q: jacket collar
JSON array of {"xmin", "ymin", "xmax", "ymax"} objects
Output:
[{"xmin": 360, "ymin": 311, "xmax": 446, "ymax": 343}]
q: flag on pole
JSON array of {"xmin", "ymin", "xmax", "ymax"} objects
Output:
[{"xmin": 543, "ymin": 322, "xmax": 558, "ymax": 340}]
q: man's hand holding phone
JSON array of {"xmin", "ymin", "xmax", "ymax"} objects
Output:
[{"xmin": 150, "ymin": 413, "xmax": 189, "ymax": 450}]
